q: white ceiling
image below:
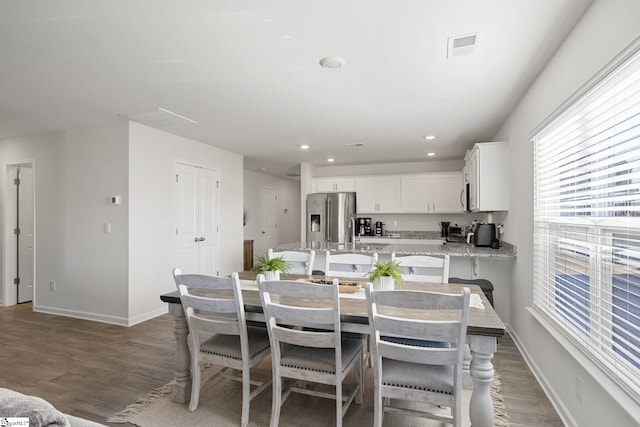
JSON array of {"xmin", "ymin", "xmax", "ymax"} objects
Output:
[{"xmin": 0, "ymin": 0, "xmax": 592, "ymax": 177}]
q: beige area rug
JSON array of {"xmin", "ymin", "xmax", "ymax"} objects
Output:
[{"xmin": 109, "ymin": 364, "xmax": 509, "ymax": 427}]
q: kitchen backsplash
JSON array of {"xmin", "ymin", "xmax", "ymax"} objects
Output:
[{"xmin": 368, "ymin": 214, "xmax": 487, "ymax": 233}]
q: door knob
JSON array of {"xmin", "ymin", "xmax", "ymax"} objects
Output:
[
  {"xmin": 194, "ymin": 237, "xmax": 200, "ymax": 242},
  {"xmin": 200, "ymin": 237, "xmax": 206, "ymax": 242}
]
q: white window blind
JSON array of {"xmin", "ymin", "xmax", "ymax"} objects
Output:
[{"xmin": 533, "ymin": 48, "xmax": 640, "ymax": 400}]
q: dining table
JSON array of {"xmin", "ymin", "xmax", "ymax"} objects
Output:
[{"xmin": 160, "ymin": 273, "xmax": 506, "ymax": 427}]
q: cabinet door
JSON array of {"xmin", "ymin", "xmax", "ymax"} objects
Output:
[
  {"xmin": 314, "ymin": 178, "xmax": 336, "ymax": 192},
  {"xmin": 376, "ymin": 176, "xmax": 401, "ymax": 213},
  {"xmin": 401, "ymin": 175, "xmax": 431, "ymax": 212},
  {"xmin": 355, "ymin": 177, "xmax": 378, "ymax": 213},
  {"xmin": 335, "ymin": 178, "xmax": 356, "ymax": 192},
  {"xmin": 431, "ymin": 173, "xmax": 465, "ymax": 213},
  {"xmin": 313, "ymin": 177, "xmax": 356, "ymax": 192}
]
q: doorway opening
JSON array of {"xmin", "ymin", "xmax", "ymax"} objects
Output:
[{"xmin": 2, "ymin": 161, "xmax": 36, "ymax": 306}]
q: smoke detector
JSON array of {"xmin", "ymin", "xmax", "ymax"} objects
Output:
[{"xmin": 447, "ymin": 32, "xmax": 481, "ymax": 59}]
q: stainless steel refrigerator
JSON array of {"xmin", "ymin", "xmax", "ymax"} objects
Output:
[{"xmin": 306, "ymin": 192, "xmax": 356, "ymax": 244}]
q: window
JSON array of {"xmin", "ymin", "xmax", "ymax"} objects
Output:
[{"xmin": 532, "ymin": 47, "xmax": 640, "ymax": 399}]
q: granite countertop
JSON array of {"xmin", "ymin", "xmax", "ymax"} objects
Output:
[{"xmin": 276, "ymin": 240, "xmax": 516, "ymax": 258}]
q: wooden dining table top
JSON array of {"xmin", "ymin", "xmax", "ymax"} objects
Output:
[{"xmin": 160, "ymin": 273, "xmax": 506, "ymax": 337}]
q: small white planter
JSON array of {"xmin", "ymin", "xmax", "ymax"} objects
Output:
[
  {"xmin": 262, "ymin": 270, "xmax": 281, "ymax": 281},
  {"xmin": 373, "ymin": 276, "xmax": 395, "ymax": 291}
]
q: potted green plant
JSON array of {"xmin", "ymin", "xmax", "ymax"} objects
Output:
[
  {"xmin": 367, "ymin": 260, "xmax": 404, "ymax": 290},
  {"xmin": 252, "ymin": 254, "xmax": 291, "ymax": 281}
]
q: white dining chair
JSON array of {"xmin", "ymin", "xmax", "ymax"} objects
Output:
[
  {"xmin": 258, "ymin": 275, "xmax": 364, "ymax": 427},
  {"xmin": 324, "ymin": 251, "xmax": 378, "ymax": 278},
  {"xmin": 365, "ymin": 283, "xmax": 470, "ymax": 427},
  {"xmin": 172, "ymin": 269, "xmax": 272, "ymax": 427},
  {"xmin": 267, "ymin": 248, "xmax": 315, "ymax": 276},
  {"xmin": 392, "ymin": 253, "xmax": 450, "ymax": 283}
]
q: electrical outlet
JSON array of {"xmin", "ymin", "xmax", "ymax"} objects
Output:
[
  {"xmin": 575, "ymin": 376, "xmax": 583, "ymax": 404},
  {"xmin": 49, "ymin": 280, "xmax": 56, "ymax": 291}
]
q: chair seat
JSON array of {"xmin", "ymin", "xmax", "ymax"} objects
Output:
[
  {"xmin": 382, "ymin": 359, "xmax": 454, "ymax": 395},
  {"xmin": 200, "ymin": 326, "xmax": 271, "ymax": 360},
  {"xmin": 281, "ymin": 338, "xmax": 363, "ymax": 374}
]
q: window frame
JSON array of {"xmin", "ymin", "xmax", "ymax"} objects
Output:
[{"xmin": 531, "ymin": 38, "xmax": 640, "ymax": 402}]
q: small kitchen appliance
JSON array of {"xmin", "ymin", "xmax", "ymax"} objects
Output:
[
  {"xmin": 473, "ymin": 223, "xmax": 498, "ymax": 247},
  {"xmin": 446, "ymin": 225, "xmax": 467, "ymax": 243},
  {"xmin": 357, "ymin": 217, "xmax": 372, "ymax": 236},
  {"xmin": 375, "ymin": 221, "xmax": 384, "ymax": 236}
]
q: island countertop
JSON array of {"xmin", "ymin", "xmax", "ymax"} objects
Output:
[{"xmin": 275, "ymin": 240, "xmax": 516, "ymax": 258}]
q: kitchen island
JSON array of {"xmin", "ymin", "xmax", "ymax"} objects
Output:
[
  {"xmin": 275, "ymin": 240, "xmax": 516, "ymax": 259},
  {"xmin": 275, "ymin": 239, "xmax": 516, "ymax": 321}
]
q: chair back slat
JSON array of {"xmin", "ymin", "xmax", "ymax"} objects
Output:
[
  {"xmin": 271, "ymin": 322, "xmax": 338, "ymax": 348},
  {"xmin": 392, "ymin": 253, "xmax": 450, "ymax": 284},
  {"xmin": 374, "ymin": 315, "xmax": 464, "ymax": 344},
  {"xmin": 377, "ymin": 341, "xmax": 459, "ymax": 365},
  {"xmin": 372, "ymin": 288, "xmax": 465, "ymax": 310},
  {"xmin": 325, "ymin": 251, "xmax": 378, "ymax": 278},
  {"xmin": 268, "ymin": 249, "xmax": 316, "ymax": 276}
]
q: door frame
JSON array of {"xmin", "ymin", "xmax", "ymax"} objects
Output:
[{"xmin": 2, "ymin": 159, "xmax": 36, "ymax": 307}]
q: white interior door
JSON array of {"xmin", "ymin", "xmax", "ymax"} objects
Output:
[
  {"xmin": 176, "ymin": 163, "xmax": 219, "ymax": 275},
  {"xmin": 17, "ymin": 167, "xmax": 34, "ymax": 303},
  {"xmin": 176, "ymin": 164, "xmax": 198, "ymax": 273},
  {"xmin": 259, "ymin": 187, "xmax": 278, "ymax": 258},
  {"xmin": 197, "ymin": 168, "xmax": 218, "ymax": 276}
]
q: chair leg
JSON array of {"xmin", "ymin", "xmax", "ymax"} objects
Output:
[
  {"xmin": 189, "ymin": 355, "xmax": 201, "ymax": 412},
  {"xmin": 241, "ymin": 368, "xmax": 250, "ymax": 427},
  {"xmin": 355, "ymin": 349, "xmax": 363, "ymax": 405},
  {"xmin": 373, "ymin": 387, "xmax": 383, "ymax": 427},
  {"xmin": 270, "ymin": 377, "xmax": 282, "ymax": 427},
  {"xmin": 336, "ymin": 380, "xmax": 342, "ymax": 427}
]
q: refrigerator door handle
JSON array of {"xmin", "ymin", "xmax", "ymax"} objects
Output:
[{"xmin": 326, "ymin": 198, "xmax": 331, "ymax": 241}]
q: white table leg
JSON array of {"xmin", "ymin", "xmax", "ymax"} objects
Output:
[
  {"xmin": 468, "ymin": 334, "xmax": 497, "ymax": 427},
  {"xmin": 169, "ymin": 303, "xmax": 192, "ymax": 404},
  {"xmin": 463, "ymin": 342, "xmax": 473, "ymax": 389}
]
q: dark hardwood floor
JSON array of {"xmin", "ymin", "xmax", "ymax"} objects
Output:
[{"xmin": 0, "ymin": 303, "xmax": 563, "ymax": 426}]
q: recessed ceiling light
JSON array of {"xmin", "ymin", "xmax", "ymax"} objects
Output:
[
  {"xmin": 424, "ymin": 135, "xmax": 436, "ymax": 140},
  {"xmin": 299, "ymin": 144, "xmax": 310, "ymax": 150},
  {"xmin": 327, "ymin": 157, "xmax": 335, "ymax": 162},
  {"xmin": 260, "ymin": 167, "xmax": 267, "ymax": 171},
  {"xmin": 319, "ymin": 56, "xmax": 345, "ymax": 69},
  {"xmin": 426, "ymin": 152, "xmax": 436, "ymax": 157}
]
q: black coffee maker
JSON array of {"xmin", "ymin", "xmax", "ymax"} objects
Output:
[
  {"xmin": 357, "ymin": 217, "xmax": 372, "ymax": 236},
  {"xmin": 375, "ymin": 221, "xmax": 384, "ymax": 236}
]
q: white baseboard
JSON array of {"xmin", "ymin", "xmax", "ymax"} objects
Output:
[
  {"xmin": 506, "ymin": 326, "xmax": 578, "ymax": 427},
  {"xmin": 127, "ymin": 306, "xmax": 169, "ymax": 326},
  {"xmin": 34, "ymin": 304, "xmax": 169, "ymax": 327}
]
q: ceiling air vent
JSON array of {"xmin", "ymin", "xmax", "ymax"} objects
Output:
[{"xmin": 447, "ymin": 32, "xmax": 480, "ymax": 59}]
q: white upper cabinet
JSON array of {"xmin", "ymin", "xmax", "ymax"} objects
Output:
[
  {"xmin": 400, "ymin": 172, "xmax": 464, "ymax": 213},
  {"xmin": 312, "ymin": 177, "xmax": 356, "ymax": 193},
  {"xmin": 355, "ymin": 176, "xmax": 401, "ymax": 213},
  {"xmin": 466, "ymin": 142, "xmax": 509, "ymax": 212}
]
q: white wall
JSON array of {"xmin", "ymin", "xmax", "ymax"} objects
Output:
[
  {"xmin": 243, "ymin": 170, "xmax": 301, "ymax": 260},
  {"xmin": 128, "ymin": 122, "xmax": 244, "ymax": 323},
  {"xmin": 493, "ymin": 0, "xmax": 640, "ymax": 425},
  {"xmin": 0, "ymin": 123, "xmax": 130, "ymax": 323}
]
